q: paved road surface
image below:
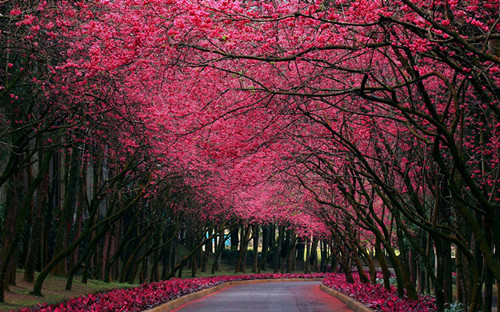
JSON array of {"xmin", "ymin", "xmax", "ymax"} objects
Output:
[{"xmin": 172, "ymin": 281, "xmax": 353, "ymax": 312}]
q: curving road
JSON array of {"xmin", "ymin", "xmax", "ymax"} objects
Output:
[{"xmin": 172, "ymin": 281, "xmax": 353, "ymax": 312}]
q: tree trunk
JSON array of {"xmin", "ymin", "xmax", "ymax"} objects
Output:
[
  {"xmin": 273, "ymin": 226, "xmax": 283, "ymax": 273},
  {"xmin": 150, "ymin": 248, "xmax": 160, "ymax": 282},
  {"xmin": 483, "ymin": 263, "xmax": 493, "ymax": 312},
  {"xmin": 236, "ymin": 223, "xmax": 251, "ymax": 273},
  {"xmin": 139, "ymin": 256, "xmax": 148, "ymax": 284},
  {"xmin": 53, "ymin": 146, "xmax": 82, "ymax": 276},
  {"xmin": 305, "ymin": 237, "xmax": 319, "ymax": 273},
  {"xmin": 259, "ymin": 225, "xmax": 270, "ymax": 272},
  {"xmin": 0, "ymin": 148, "xmax": 52, "ymax": 301},
  {"xmin": 66, "ymin": 223, "xmax": 109, "ymax": 290},
  {"xmin": 120, "ymin": 234, "xmax": 148, "ymax": 283},
  {"xmin": 252, "ymin": 224, "xmax": 259, "ymax": 273},
  {"xmin": 24, "ymin": 178, "xmax": 44, "ymax": 283},
  {"xmin": 375, "ymin": 239, "xmax": 391, "ymax": 290},
  {"xmin": 1, "ymin": 170, "xmax": 21, "ymax": 296},
  {"xmin": 32, "ymin": 189, "xmax": 143, "ymax": 296},
  {"xmin": 286, "ymin": 232, "xmax": 296, "ymax": 273},
  {"xmin": 296, "ymin": 239, "xmax": 305, "ymax": 272},
  {"xmin": 230, "ymin": 224, "xmax": 239, "ymax": 249},
  {"xmin": 304, "ymin": 237, "xmax": 311, "ymax": 274},
  {"xmin": 211, "ymin": 233, "xmax": 226, "ymax": 274}
]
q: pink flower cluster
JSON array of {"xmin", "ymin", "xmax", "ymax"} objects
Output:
[
  {"xmin": 322, "ymin": 275, "xmax": 436, "ymax": 312},
  {"xmin": 16, "ymin": 273, "xmax": 330, "ymax": 312}
]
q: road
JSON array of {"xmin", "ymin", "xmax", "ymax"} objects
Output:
[{"xmin": 172, "ymin": 281, "xmax": 353, "ymax": 312}]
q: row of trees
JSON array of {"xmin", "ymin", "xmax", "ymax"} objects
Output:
[
  {"xmin": 1, "ymin": 0, "xmax": 499, "ymax": 311},
  {"xmin": 165, "ymin": 0, "xmax": 499, "ymax": 310},
  {"xmin": 0, "ymin": 2, "xmax": 331, "ymax": 301}
]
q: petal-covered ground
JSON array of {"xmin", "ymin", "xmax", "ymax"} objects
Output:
[{"xmin": 322, "ymin": 275, "xmax": 436, "ymax": 312}]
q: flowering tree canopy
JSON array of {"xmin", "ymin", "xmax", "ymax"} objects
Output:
[{"xmin": 1, "ymin": 0, "xmax": 499, "ymax": 310}]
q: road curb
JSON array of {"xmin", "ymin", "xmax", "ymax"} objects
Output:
[
  {"xmin": 319, "ymin": 284, "xmax": 375, "ymax": 312},
  {"xmin": 143, "ymin": 278, "xmax": 324, "ymax": 312}
]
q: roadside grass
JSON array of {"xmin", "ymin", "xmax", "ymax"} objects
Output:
[{"xmin": 0, "ymin": 270, "xmax": 137, "ymax": 312}]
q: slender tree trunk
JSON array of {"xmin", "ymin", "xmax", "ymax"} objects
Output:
[
  {"xmin": 53, "ymin": 146, "xmax": 82, "ymax": 276},
  {"xmin": 259, "ymin": 225, "xmax": 270, "ymax": 272},
  {"xmin": 150, "ymin": 248, "xmax": 160, "ymax": 282},
  {"xmin": 32, "ymin": 189, "xmax": 143, "ymax": 296},
  {"xmin": 252, "ymin": 224, "xmax": 259, "ymax": 273},
  {"xmin": 211, "ymin": 233, "xmax": 226, "ymax": 274},
  {"xmin": 139, "ymin": 256, "xmax": 148, "ymax": 284},
  {"xmin": 24, "ymin": 172, "xmax": 46, "ymax": 282},
  {"xmin": 192, "ymin": 248, "xmax": 200, "ymax": 278},
  {"xmin": 305, "ymin": 237, "xmax": 319, "ymax": 274},
  {"xmin": 310, "ymin": 239, "xmax": 319, "ymax": 272},
  {"xmin": 273, "ymin": 227, "xmax": 283, "ymax": 273},
  {"xmin": 286, "ymin": 232, "xmax": 296, "ymax": 273},
  {"xmin": 1, "ymin": 170, "xmax": 21, "ymax": 295},
  {"xmin": 230, "ymin": 224, "xmax": 239, "ymax": 250},
  {"xmin": 170, "ymin": 235, "xmax": 178, "ymax": 274},
  {"xmin": 304, "ymin": 237, "xmax": 311, "ymax": 274},
  {"xmin": 483, "ymin": 217, "xmax": 493, "ymax": 312},
  {"xmin": 281, "ymin": 229, "xmax": 290, "ymax": 273},
  {"xmin": 375, "ymin": 239, "xmax": 391, "ymax": 290},
  {"xmin": 120, "ymin": 234, "xmax": 148, "ymax": 283},
  {"xmin": 296, "ymin": 239, "xmax": 305, "ymax": 272},
  {"xmin": 168, "ymin": 230, "xmax": 225, "ymax": 279},
  {"xmin": 66, "ymin": 223, "xmax": 109, "ymax": 290},
  {"xmin": 0, "ymin": 148, "xmax": 52, "ymax": 302},
  {"xmin": 361, "ymin": 245, "xmax": 377, "ymax": 284},
  {"xmin": 483, "ymin": 263, "xmax": 493, "ymax": 312},
  {"xmin": 201, "ymin": 230, "xmax": 210, "ymax": 273},
  {"xmin": 236, "ymin": 223, "xmax": 251, "ymax": 273},
  {"xmin": 320, "ymin": 240, "xmax": 327, "ymax": 273}
]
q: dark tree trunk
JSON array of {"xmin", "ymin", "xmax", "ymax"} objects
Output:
[
  {"xmin": 1, "ymin": 171, "xmax": 21, "ymax": 295},
  {"xmin": 304, "ymin": 238, "xmax": 311, "ymax": 274},
  {"xmin": 259, "ymin": 225, "xmax": 270, "ymax": 272},
  {"xmin": 53, "ymin": 146, "xmax": 82, "ymax": 276},
  {"xmin": 305, "ymin": 237, "xmax": 319, "ymax": 273},
  {"xmin": 24, "ymin": 190, "xmax": 44, "ymax": 283},
  {"xmin": 286, "ymin": 232, "xmax": 296, "ymax": 273},
  {"xmin": 320, "ymin": 240, "xmax": 328, "ymax": 273},
  {"xmin": 191, "ymin": 248, "xmax": 199, "ymax": 277},
  {"xmin": 273, "ymin": 226, "xmax": 284, "ymax": 273},
  {"xmin": 252, "ymin": 224, "xmax": 259, "ymax": 273},
  {"xmin": 1, "ymin": 148, "xmax": 52, "ymax": 302},
  {"xmin": 236, "ymin": 223, "xmax": 251, "ymax": 273},
  {"xmin": 32, "ymin": 190, "xmax": 143, "ymax": 296},
  {"xmin": 161, "ymin": 238, "xmax": 172, "ymax": 280},
  {"xmin": 139, "ymin": 256, "xmax": 148, "ymax": 283},
  {"xmin": 230, "ymin": 224, "xmax": 239, "ymax": 249},
  {"xmin": 211, "ymin": 233, "xmax": 226, "ymax": 274},
  {"xmin": 171, "ymin": 235, "xmax": 178, "ymax": 273},
  {"xmin": 120, "ymin": 234, "xmax": 148, "ymax": 283},
  {"xmin": 66, "ymin": 223, "xmax": 109, "ymax": 290},
  {"xmin": 296, "ymin": 239, "xmax": 305, "ymax": 271}
]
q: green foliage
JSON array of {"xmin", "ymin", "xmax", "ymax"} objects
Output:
[
  {"xmin": 444, "ymin": 302, "xmax": 466, "ymax": 312},
  {"xmin": 376, "ymin": 277, "xmax": 398, "ymax": 286}
]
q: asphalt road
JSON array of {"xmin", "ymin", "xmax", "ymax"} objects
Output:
[{"xmin": 172, "ymin": 281, "xmax": 353, "ymax": 312}]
